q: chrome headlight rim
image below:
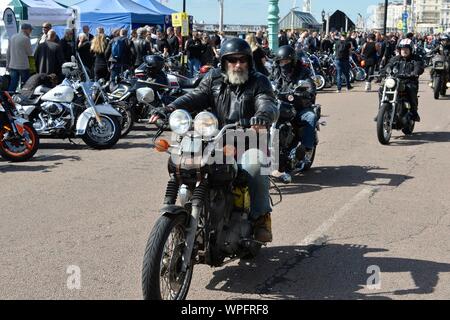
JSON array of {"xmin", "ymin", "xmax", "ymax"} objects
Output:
[
  {"xmin": 385, "ymin": 77, "xmax": 397, "ymax": 89},
  {"xmin": 169, "ymin": 109, "xmax": 193, "ymax": 136},
  {"xmin": 194, "ymin": 111, "xmax": 219, "ymax": 137}
]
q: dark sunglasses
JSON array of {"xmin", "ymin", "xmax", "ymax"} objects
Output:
[{"xmin": 226, "ymin": 56, "xmax": 248, "ymax": 64}]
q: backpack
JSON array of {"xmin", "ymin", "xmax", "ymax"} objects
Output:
[{"xmin": 112, "ymin": 38, "xmax": 126, "ymax": 61}]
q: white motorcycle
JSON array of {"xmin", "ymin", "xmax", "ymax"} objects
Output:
[{"xmin": 14, "ymin": 55, "xmax": 122, "ymax": 149}]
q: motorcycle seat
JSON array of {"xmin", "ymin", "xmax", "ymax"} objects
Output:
[{"xmin": 177, "ymin": 77, "xmax": 199, "ymax": 89}]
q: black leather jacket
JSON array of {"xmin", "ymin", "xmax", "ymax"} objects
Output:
[
  {"xmin": 168, "ymin": 68, "xmax": 278, "ymax": 128},
  {"xmin": 271, "ymin": 61, "xmax": 316, "ymax": 109},
  {"xmin": 382, "ymin": 54, "xmax": 424, "ymax": 84}
]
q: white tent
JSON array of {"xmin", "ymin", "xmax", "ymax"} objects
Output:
[{"xmin": 7, "ymin": 0, "xmax": 72, "ymax": 26}]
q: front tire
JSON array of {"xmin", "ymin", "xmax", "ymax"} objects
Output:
[
  {"xmin": 377, "ymin": 103, "xmax": 393, "ymax": 145},
  {"xmin": 0, "ymin": 123, "xmax": 39, "ymax": 162},
  {"xmin": 81, "ymin": 115, "xmax": 121, "ymax": 149},
  {"xmin": 433, "ymin": 75, "xmax": 442, "ymax": 100},
  {"xmin": 142, "ymin": 215, "xmax": 193, "ymax": 300},
  {"xmin": 312, "ymin": 75, "xmax": 326, "ymax": 91}
]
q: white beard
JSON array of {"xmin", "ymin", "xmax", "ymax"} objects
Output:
[{"xmin": 226, "ymin": 69, "xmax": 249, "ymax": 85}]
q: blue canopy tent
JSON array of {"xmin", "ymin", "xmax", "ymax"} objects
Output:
[
  {"xmin": 131, "ymin": 0, "xmax": 175, "ymax": 15},
  {"xmin": 63, "ymin": 0, "xmax": 166, "ymax": 35}
]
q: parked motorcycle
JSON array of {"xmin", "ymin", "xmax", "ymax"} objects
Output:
[
  {"xmin": 14, "ymin": 55, "xmax": 122, "ymax": 149},
  {"xmin": 142, "ymin": 110, "xmax": 278, "ymax": 300},
  {"xmin": 0, "ymin": 90, "xmax": 39, "ymax": 162},
  {"xmin": 376, "ymin": 66, "xmax": 417, "ymax": 145}
]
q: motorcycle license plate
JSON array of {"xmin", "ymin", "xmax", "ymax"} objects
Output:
[{"xmin": 181, "ymin": 136, "xmax": 202, "ymax": 154}]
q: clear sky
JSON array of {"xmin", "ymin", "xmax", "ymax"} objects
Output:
[{"xmin": 164, "ymin": 0, "xmax": 381, "ymax": 25}]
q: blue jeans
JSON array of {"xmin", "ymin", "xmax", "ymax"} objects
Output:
[
  {"xmin": 8, "ymin": 69, "xmax": 30, "ymax": 92},
  {"xmin": 238, "ymin": 149, "xmax": 272, "ymax": 221},
  {"xmin": 188, "ymin": 58, "xmax": 201, "ymax": 77},
  {"xmin": 110, "ymin": 65, "xmax": 128, "ymax": 83},
  {"xmin": 335, "ymin": 59, "xmax": 351, "ymax": 90},
  {"xmin": 296, "ymin": 108, "xmax": 317, "ymax": 150}
]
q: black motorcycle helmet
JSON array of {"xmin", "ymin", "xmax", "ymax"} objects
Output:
[
  {"xmin": 440, "ymin": 34, "xmax": 450, "ymax": 47},
  {"xmin": 275, "ymin": 45, "xmax": 297, "ymax": 64},
  {"xmin": 144, "ymin": 55, "xmax": 165, "ymax": 73},
  {"xmin": 220, "ymin": 38, "xmax": 253, "ymax": 71}
]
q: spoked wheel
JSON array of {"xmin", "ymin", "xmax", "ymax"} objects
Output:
[
  {"xmin": 142, "ymin": 215, "xmax": 193, "ymax": 300},
  {"xmin": 0, "ymin": 123, "xmax": 39, "ymax": 162},
  {"xmin": 377, "ymin": 103, "xmax": 393, "ymax": 145},
  {"xmin": 115, "ymin": 103, "xmax": 134, "ymax": 137},
  {"xmin": 312, "ymin": 75, "xmax": 326, "ymax": 91},
  {"xmin": 354, "ymin": 67, "xmax": 367, "ymax": 81}
]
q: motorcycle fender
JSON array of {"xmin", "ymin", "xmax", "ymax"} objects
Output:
[
  {"xmin": 159, "ymin": 205, "xmax": 189, "ymax": 223},
  {"xmin": 12, "ymin": 117, "xmax": 30, "ymax": 135},
  {"xmin": 76, "ymin": 105, "xmax": 122, "ymax": 135}
]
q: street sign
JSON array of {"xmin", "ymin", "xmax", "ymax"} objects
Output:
[
  {"xmin": 181, "ymin": 18, "xmax": 189, "ymax": 37},
  {"xmin": 397, "ymin": 20, "xmax": 403, "ymax": 30},
  {"xmin": 172, "ymin": 12, "xmax": 188, "ymax": 27},
  {"xmin": 402, "ymin": 12, "xmax": 408, "ymax": 20}
]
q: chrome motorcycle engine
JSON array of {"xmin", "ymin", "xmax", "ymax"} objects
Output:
[{"xmin": 33, "ymin": 102, "xmax": 71, "ymax": 133}]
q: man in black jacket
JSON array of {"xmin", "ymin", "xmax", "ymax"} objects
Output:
[
  {"xmin": 379, "ymin": 39, "xmax": 424, "ymax": 121},
  {"xmin": 150, "ymin": 38, "xmax": 279, "ymax": 243},
  {"xmin": 271, "ymin": 45, "xmax": 317, "ymax": 184},
  {"xmin": 105, "ymin": 29, "xmax": 136, "ymax": 82},
  {"xmin": 133, "ymin": 28, "xmax": 151, "ymax": 68}
]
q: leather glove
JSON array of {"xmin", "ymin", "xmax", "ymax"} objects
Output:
[{"xmin": 250, "ymin": 115, "xmax": 271, "ymax": 128}]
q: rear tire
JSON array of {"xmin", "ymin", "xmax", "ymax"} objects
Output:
[
  {"xmin": 115, "ymin": 103, "xmax": 134, "ymax": 137},
  {"xmin": 377, "ymin": 103, "xmax": 393, "ymax": 145}
]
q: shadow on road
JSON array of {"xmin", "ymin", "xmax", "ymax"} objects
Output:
[
  {"xmin": 0, "ymin": 154, "xmax": 82, "ymax": 173},
  {"xmin": 391, "ymin": 131, "xmax": 450, "ymax": 146},
  {"xmin": 205, "ymin": 244, "xmax": 450, "ymax": 299},
  {"xmin": 274, "ymin": 166, "xmax": 413, "ymax": 195}
]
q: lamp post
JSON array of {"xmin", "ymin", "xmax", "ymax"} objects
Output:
[
  {"xmin": 321, "ymin": 9, "xmax": 326, "ymax": 34},
  {"xmin": 218, "ymin": 0, "xmax": 224, "ymax": 32},
  {"xmin": 268, "ymin": 0, "xmax": 280, "ymax": 51},
  {"xmin": 383, "ymin": 0, "xmax": 388, "ymax": 35}
]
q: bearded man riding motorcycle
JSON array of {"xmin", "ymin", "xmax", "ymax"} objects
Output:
[
  {"xmin": 377, "ymin": 38, "xmax": 424, "ymax": 122},
  {"xmin": 270, "ymin": 45, "xmax": 317, "ymax": 183},
  {"xmin": 149, "ymin": 38, "xmax": 279, "ymax": 243}
]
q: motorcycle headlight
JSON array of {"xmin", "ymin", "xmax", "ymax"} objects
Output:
[
  {"xmin": 169, "ymin": 109, "xmax": 192, "ymax": 136},
  {"xmin": 194, "ymin": 111, "xmax": 219, "ymax": 137},
  {"xmin": 385, "ymin": 78, "xmax": 396, "ymax": 89}
]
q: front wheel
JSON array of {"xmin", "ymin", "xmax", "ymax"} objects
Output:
[
  {"xmin": 81, "ymin": 115, "xmax": 121, "ymax": 149},
  {"xmin": 312, "ymin": 75, "xmax": 326, "ymax": 91},
  {"xmin": 142, "ymin": 215, "xmax": 193, "ymax": 300},
  {"xmin": 377, "ymin": 103, "xmax": 393, "ymax": 145},
  {"xmin": 354, "ymin": 67, "xmax": 367, "ymax": 81},
  {"xmin": 0, "ymin": 123, "xmax": 39, "ymax": 162},
  {"xmin": 433, "ymin": 75, "xmax": 442, "ymax": 100}
]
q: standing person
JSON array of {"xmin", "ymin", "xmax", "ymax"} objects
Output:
[
  {"xmin": 133, "ymin": 28, "xmax": 151, "ymax": 68},
  {"xmin": 77, "ymin": 33, "xmax": 94, "ymax": 75},
  {"xmin": 306, "ymin": 32, "xmax": 320, "ymax": 53},
  {"xmin": 82, "ymin": 25, "xmax": 94, "ymax": 41},
  {"xmin": 334, "ymin": 33, "xmax": 353, "ymax": 93},
  {"xmin": 200, "ymin": 34, "xmax": 216, "ymax": 66},
  {"xmin": 185, "ymin": 32, "xmax": 204, "ymax": 76},
  {"xmin": 175, "ymin": 27, "xmax": 183, "ymax": 52},
  {"xmin": 166, "ymin": 27, "xmax": 179, "ymax": 56},
  {"xmin": 245, "ymin": 33, "xmax": 269, "ymax": 76},
  {"xmin": 361, "ymin": 34, "xmax": 378, "ymax": 92},
  {"xmin": 60, "ymin": 29, "xmax": 75, "ymax": 62},
  {"xmin": 39, "ymin": 22, "xmax": 59, "ymax": 44},
  {"xmin": 6, "ymin": 24, "xmax": 34, "ymax": 92},
  {"xmin": 154, "ymin": 30, "xmax": 170, "ymax": 57},
  {"xmin": 320, "ymin": 34, "xmax": 333, "ymax": 53},
  {"xmin": 34, "ymin": 30, "xmax": 65, "ymax": 80},
  {"xmin": 91, "ymin": 30, "xmax": 109, "ymax": 81},
  {"xmin": 255, "ymin": 30, "xmax": 264, "ymax": 45},
  {"xmin": 278, "ymin": 30, "xmax": 289, "ymax": 47},
  {"xmin": 105, "ymin": 29, "xmax": 135, "ymax": 82},
  {"xmin": 130, "ymin": 29, "xmax": 138, "ymax": 42}
]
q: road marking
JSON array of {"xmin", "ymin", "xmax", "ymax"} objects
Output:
[{"xmin": 297, "ymin": 186, "xmax": 379, "ymax": 246}]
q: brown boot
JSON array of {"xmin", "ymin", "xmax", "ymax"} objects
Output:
[{"xmin": 254, "ymin": 213, "xmax": 273, "ymax": 243}]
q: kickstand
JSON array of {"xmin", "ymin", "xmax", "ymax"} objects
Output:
[{"xmin": 68, "ymin": 138, "xmax": 78, "ymax": 145}]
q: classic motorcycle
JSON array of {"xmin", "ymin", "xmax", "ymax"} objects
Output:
[
  {"xmin": 14, "ymin": 55, "xmax": 122, "ymax": 149},
  {"xmin": 142, "ymin": 110, "xmax": 278, "ymax": 300},
  {"xmin": 376, "ymin": 66, "xmax": 417, "ymax": 145},
  {"xmin": 0, "ymin": 89, "xmax": 39, "ymax": 162},
  {"xmin": 270, "ymin": 81, "xmax": 321, "ymax": 183},
  {"xmin": 429, "ymin": 51, "xmax": 450, "ymax": 99}
]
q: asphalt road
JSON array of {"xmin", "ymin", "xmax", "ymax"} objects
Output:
[{"xmin": 1, "ymin": 75, "xmax": 450, "ymax": 300}]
